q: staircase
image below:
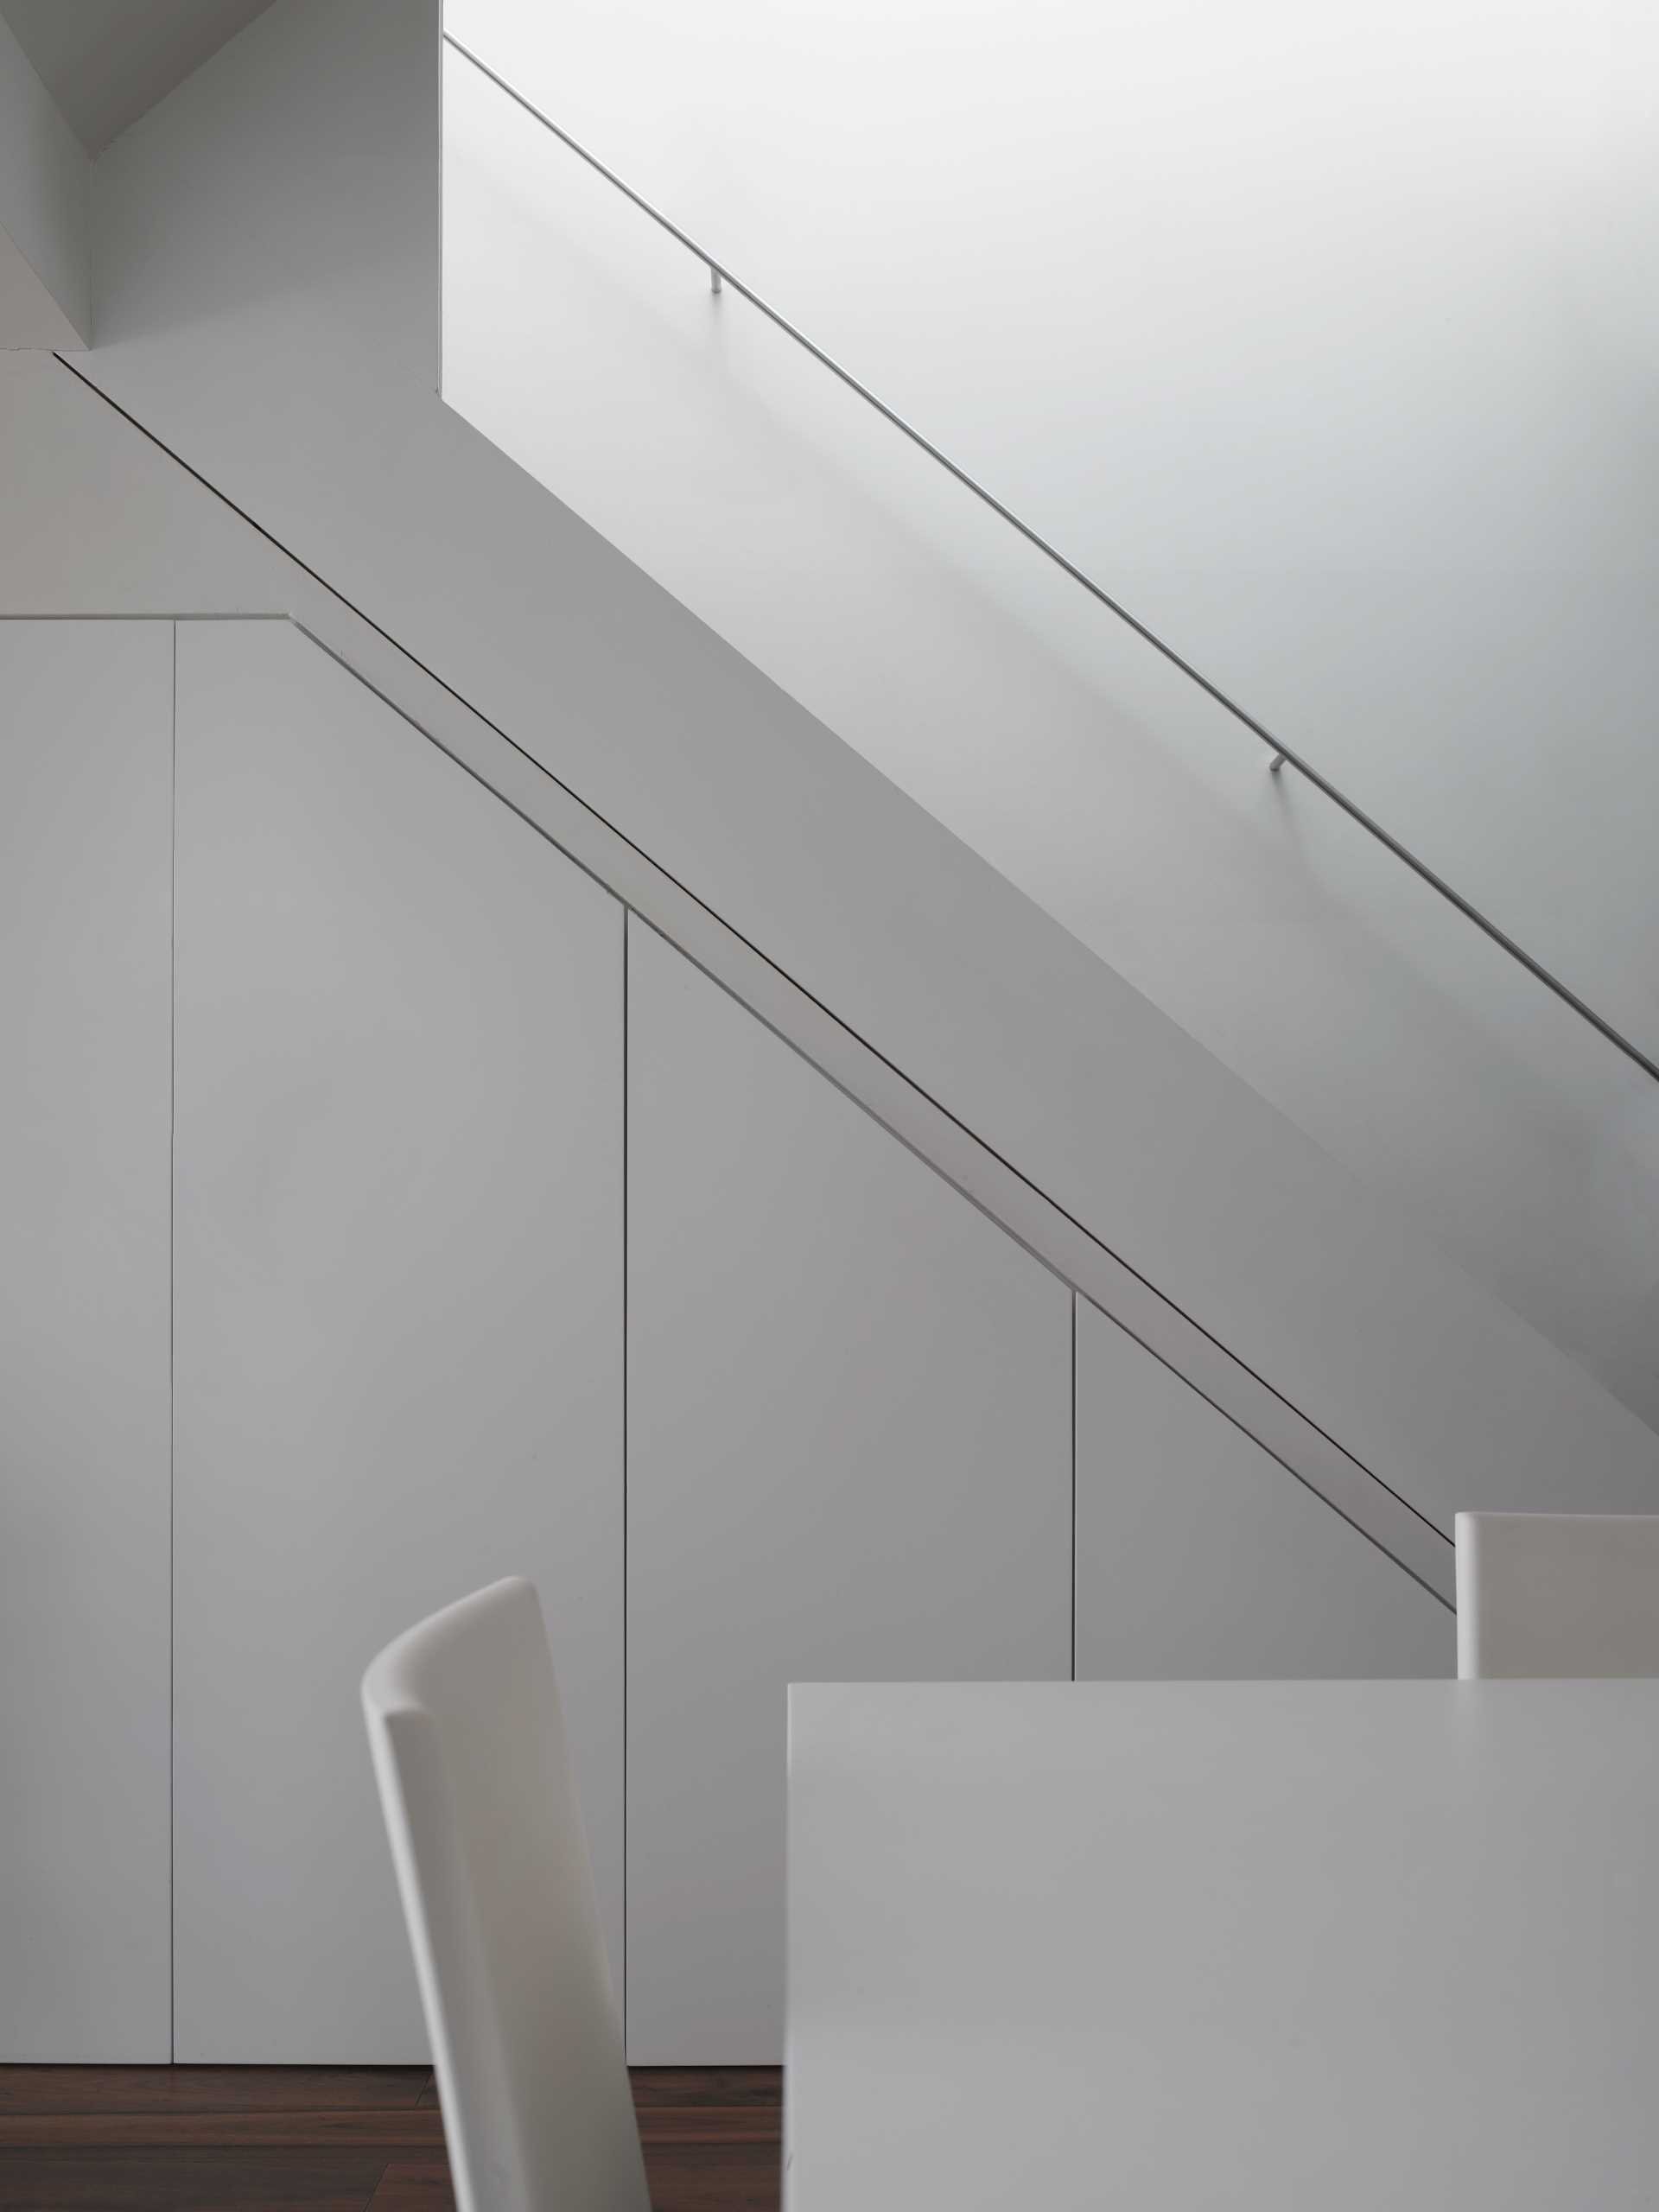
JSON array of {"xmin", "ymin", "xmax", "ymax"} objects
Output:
[{"xmin": 54, "ymin": 0, "xmax": 1659, "ymax": 1553}]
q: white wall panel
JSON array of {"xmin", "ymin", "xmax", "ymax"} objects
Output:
[
  {"xmin": 626, "ymin": 918, "xmax": 1071, "ymax": 2062},
  {"xmin": 172, "ymin": 619, "xmax": 624, "ymax": 2061},
  {"xmin": 0, "ymin": 620, "xmax": 171, "ymax": 2058},
  {"xmin": 1075, "ymin": 1298, "xmax": 1452, "ymax": 1680}
]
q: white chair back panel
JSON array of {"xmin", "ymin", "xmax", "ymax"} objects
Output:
[
  {"xmin": 363, "ymin": 1579, "xmax": 649, "ymax": 2212},
  {"xmin": 1456, "ymin": 1513, "xmax": 1659, "ymax": 1678}
]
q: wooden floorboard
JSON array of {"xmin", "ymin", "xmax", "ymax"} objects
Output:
[
  {"xmin": 0, "ymin": 2112, "xmax": 447, "ymax": 2152},
  {"xmin": 631, "ymin": 2069, "xmax": 783, "ymax": 2109},
  {"xmin": 0, "ymin": 2073, "xmax": 431, "ymax": 2117},
  {"xmin": 0, "ymin": 2067, "xmax": 783, "ymax": 2211},
  {"xmin": 0, "ymin": 2147, "xmax": 389, "ymax": 2212},
  {"xmin": 360, "ymin": 2162, "xmax": 451, "ymax": 2212}
]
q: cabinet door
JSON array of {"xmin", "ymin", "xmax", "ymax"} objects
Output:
[
  {"xmin": 0, "ymin": 621, "xmax": 172, "ymax": 2058},
  {"xmin": 1075, "ymin": 1298, "xmax": 1451, "ymax": 1678},
  {"xmin": 626, "ymin": 918, "xmax": 1071, "ymax": 2062},
  {"xmin": 173, "ymin": 620, "xmax": 625, "ymax": 2060}
]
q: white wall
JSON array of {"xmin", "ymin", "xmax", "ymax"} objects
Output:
[
  {"xmin": 451, "ymin": 0, "xmax": 1659, "ymax": 1071},
  {"xmin": 69, "ymin": 0, "xmax": 1659, "ymax": 1547},
  {"xmin": 442, "ymin": 48, "xmax": 1659, "ymax": 1431},
  {"xmin": 0, "ymin": 6, "xmax": 90, "ymax": 343}
]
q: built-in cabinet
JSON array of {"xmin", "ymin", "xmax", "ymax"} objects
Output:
[
  {"xmin": 625, "ymin": 917, "xmax": 1071, "ymax": 2061},
  {"xmin": 0, "ymin": 617, "xmax": 1452, "ymax": 2068},
  {"xmin": 1074, "ymin": 1298, "xmax": 1451, "ymax": 1678},
  {"xmin": 169, "ymin": 620, "xmax": 626, "ymax": 2060},
  {"xmin": 0, "ymin": 622, "xmax": 173, "ymax": 2061}
]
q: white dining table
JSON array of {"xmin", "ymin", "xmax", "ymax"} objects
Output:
[{"xmin": 785, "ymin": 1678, "xmax": 1659, "ymax": 2212}]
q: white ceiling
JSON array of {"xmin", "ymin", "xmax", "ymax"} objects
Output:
[{"xmin": 2, "ymin": 0, "xmax": 276, "ymax": 152}]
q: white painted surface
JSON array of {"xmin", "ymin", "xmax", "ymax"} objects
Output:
[
  {"xmin": 1075, "ymin": 1300, "xmax": 1450, "ymax": 1678},
  {"xmin": 0, "ymin": 620, "xmax": 171, "ymax": 2059},
  {"xmin": 442, "ymin": 41, "xmax": 1659, "ymax": 1434},
  {"xmin": 1456, "ymin": 1512, "xmax": 1659, "ymax": 1678},
  {"xmin": 1, "ymin": 0, "xmax": 276, "ymax": 153},
  {"xmin": 0, "ymin": 355, "xmax": 281, "ymax": 611},
  {"xmin": 171, "ymin": 619, "xmax": 625, "ymax": 2060},
  {"xmin": 0, "ymin": 213, "xmax": 77, "ymax": 348},
  {"xmin": 455, "ymin": 0, "xmax": 1659, "ymax": 1077},
  {"xmin": 788, "ymin": 1679, "xmax": 1659, "ymax": 2212},
  {"xmin": 626, "ymin": 918, "xmax": 1071, "ymax": 2061},
  {"xmin": 0, "ymin": 8, "xmax": 89, "ymax": 343}
]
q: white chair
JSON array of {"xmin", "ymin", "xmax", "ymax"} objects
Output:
[
  {"xmin": 362, "ymin": 1578, "xmax": 650, "ymax": 2212},
  {"xmin": 1455, "ymin": 1513, "xmax": 1659, "ymax": 1678}
]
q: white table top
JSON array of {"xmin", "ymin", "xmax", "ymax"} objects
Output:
[{"xmin": 786, "ymin": 1680, "xmax": 1659, "ymax": 2212}]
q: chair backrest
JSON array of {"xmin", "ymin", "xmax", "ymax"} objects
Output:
[
  {"xmin": 1455, "ymin": 1513, "xmax": 1659, "ymax": 1678},
  {"xmin": 362, "ymin": 1579, "xmax": 648, "ymax": 2212}
]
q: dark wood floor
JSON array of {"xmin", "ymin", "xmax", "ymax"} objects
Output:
[{"xmin": 0, "ymin": 2066, "xmax": 781, "ymax": 2211}]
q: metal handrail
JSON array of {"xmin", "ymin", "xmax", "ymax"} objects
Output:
[{"xmin": 445, "ymin": 31, "xmax": 1659, "ymax": 1089}]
